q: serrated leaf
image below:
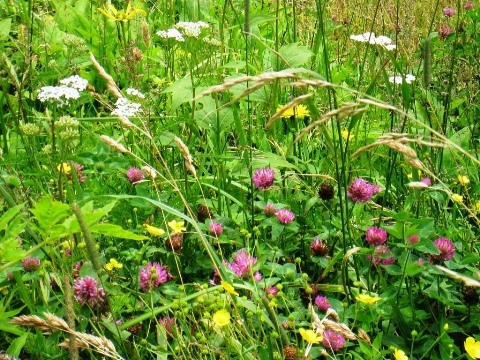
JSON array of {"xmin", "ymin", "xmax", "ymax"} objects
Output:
[
  {"xmin": 90, "ymin": 223, "xmax": 149, "ymax": 240},
  {"xmin": 29, "ymin": 196, "xmax": 71, "ymax": 240},
  {"xmin": 0, "ymin": 238, "xmax": 25, "ymax": 263},
  {"xmin": 0, "ymin": 203, "xmax": 24, "ymax": 231}
]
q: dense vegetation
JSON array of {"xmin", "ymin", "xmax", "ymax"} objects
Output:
[{"xmin": 0, "ymin": 0, "xmax": 479, "ymax": 359}]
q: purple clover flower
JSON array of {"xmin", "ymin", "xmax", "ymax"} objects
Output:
[
  {"xmin": 465, "ymin": 2, "xmax": 473, "ymax": 9},
  {"xmin": 252, "ymin": 168, "xmax": 275, "ymax": 190},
  {"xmin": 429, "ymin": 237, "xmax": 455, "ymax": 263},
  {"xmin": 139, "ymin": 262, "xmax": 169, "ymax": 291},
  {"xmin": 322, "ymin": 330, "xmax": 346, "ymax": 352},
  {"xmin": 22, "ymin": 257, "xmax": 40, "ymax": 272},
  {"xmin": 443, "ymin": 7, "xmax": 455, "ymax": 16},
  {"xmin": 421, "ymin": 178, "xmax": 431, "ymax": 186},
  {"xmin": 265, "ymin": 286, "xmax": 279, "ymax": 297},
  {"xmin": 347, "ymin": 178, "xmax": 381, "ymax": 203},
  {"xmin": 315, "ymin": 295, "xmax": 333, "ymax": 312},
  {"xmin": 275, "ymin": 208, "xmax": 295, "ymax": 224},
  {"xmin": 126, "ymin": 167, "xmax": 145, "ymax": 183},
  {"xmin": 365, "ymin": 227, "xmax": 387, "ymax": 246},
  {"xmin": 73, "ymin": 276, "xmax": 106, "ymax": 308},
  {"xmin": 367, "ymin": 245, "xmax": 395, "ymax": 266},
  {"xmin": 224, "ymin": 249, "xmax": 262, "ymax": 281},
  {"xmin": 209, "ymin": 221, "xmax": 224, "ymax": 236},
  {"xmin": 264, "ymin": 203, "xmax": 277, "ymax": 217}
]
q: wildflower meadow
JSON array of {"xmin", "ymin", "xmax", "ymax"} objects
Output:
[{"xmin": 0, "ymin": 0, "xmax": 480, "ymax": 359}]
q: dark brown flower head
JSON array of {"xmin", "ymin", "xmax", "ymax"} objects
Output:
[
  {"xmin": 310, "ymin": 237, "xmax": 329, "ymax": 256},
  {"xmin": 197, "ymin": 204, "xmax": 213, "ymax": 223},
  {"xmin": 462, "ymin": 286, "xmax": 479, "ymax": 306},
  {"xmin": 284, "ymin": 344, "xmax": 298, "ymax": 360},
  {"xmin": 318, "ymin": 181, "xmax": 335, "ymax": 200},
  {"xmin": 127, "ymin": 316, "xmax": 142, "ymax": 335},
  {"xmin": 166, "ymin": 234, "xmax": 183, "ymax": 254}
]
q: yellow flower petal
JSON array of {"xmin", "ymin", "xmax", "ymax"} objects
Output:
[
  {"xmin": 145, "ymin": 224, "xmax": 166, "ymax": 237},
  {"xmin": 221, "ymin": 281, "xmax": 239, "ymax": 296},
  {"xmin": 356, "ymin": 294, "xmax": 381, "ymax": 304},
  {"xmin": 458, "ymin": 175, "xmax": 470, "ymax": 185},
  {"xmin": 212, "ymin": 309, "xmax": 231, "ymax": 327},
  {"xmin": 57, "ymin": 163, "xmax": 71, "ymax": 173},
  {"xmin": 465, "ymin": 337, "xmax": 480, "ymax": 359},
  {"xmin": 393, "ymin": 348, "xmax": 409, "ymax": 360},
  {"xmin": 452, "ymin": 194, "xmax": 463, "ymax": 203},
  {"xmin": 168, "ymin": 220, "xmax": 186, "ymax": 234},
  {"xmin": 299, "ymin": 328, "xmax": 322, "ymax": 344}
]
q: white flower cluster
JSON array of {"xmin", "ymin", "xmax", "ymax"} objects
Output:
[
  {"xmin": 175, "ymin": 21, "xmax": 209, "ymax": 38},
  {"xmin": 350, "ymin": 32, "xmax": 396, "ymax": 51},
  {"xmin": 157, "ymin": 28, "xmax": 185, "ymax": 42},
  {"xmin": 37, "ymin": 85, "xmax": 80, "ymax": 107},
  {"xmin": 389, "ymin": 74, "xmax": 416, "ymax": 84},
  {"xmin": 203, "ymin": 36, "xmax": 222, "ymax": 46},
  {"xmin": 126, "ymin": 88, "xmax": 145, "ymax": 99},
  {"xmin": 111, "ymin": 97, "xmax": 143, "ymax": 117},
  {"xmin": 37, "ymin": 75, "xmax": 88, "ymax": 107},
  {"xmin": 60, "ymin": 75, "xmax": 88, "ymax": 91}
]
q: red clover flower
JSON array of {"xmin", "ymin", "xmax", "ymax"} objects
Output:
[
  {"xmin": 209, "ymin": 221, "xmax": 224, "ymax": 236},
  {"xmin": 73, "ymin": 276, "xmax": 106, "ymax": 308},
  {"xmin": 443, "ymin": 7, "xmax": 455, "ymax": 16},
  {"xmin": 22, "ymin": 257, "xmax": 41, "ymax": 272},
  {"xmin": 139, "ymin": 262, "xmax": 169, "ymax": 291},
  {"xmin": 365, "ymin": 227, "xmax": 388, "ymax": 246},
  {"xmin": 252, "ymin": 168, "xmax": 275, "ymax": 190},
  {"xmin": 347, "ymin": 178, "xmax": 381, "ymax": 203},
  {"xmin": 429, "ymin": 237, "xmax": 455, "ymax": 263},
  {"xmin": 315, "ymin": 295, "xmax": 333, "ymax": 312},
  {"xmin": 275, "ymin": 208, "xmax": 295, "ymax": 224},
  {"xmin": 126, "ymin": 167, "xmax": 145, "ymax": 183},
  {"xmin": 322, "ymin": 330, "xmax": 346, "ymax": 352}
]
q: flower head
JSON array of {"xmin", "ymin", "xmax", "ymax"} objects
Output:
[
  {"xmin": 139, "ymin": 262, "xmax": 169, "ymax": 291},
  {"xmin": 389, "ymin": 74, "xmax": 416, "ymax": 84},
  {"xmin": 322, "ymin": 330, "xmax": 346, "ymax": 352},
  {"xmin": 224, "ymin": 248, "xmax": 262, "ymax": 281},
  {"xmin": 221, "ymin": 281, "xmax": 239, "ymax": 296},
  {"xmin": 105, "ymin": 258, "xmax": 123, "ymax": 272},
  {"xmin": 393, "ymin": 348, "xmax": 409, "ymax": 360},
  {"xmin": 252, "ymin": 168, "xmax": 275, "ymax": 190},
  {"xmin": 157, "ymin": 28, "xmax": 185, "ymax": 42},
  {"xmin": 37, "ymin": 85, "xmax": 80, "ymax": 107},
  {"xmin": 465, "ymin": 337, "xmax": 480, "ymax": 359},
  {"xmin": 347, "ymin": 178, "xmax": 381, "ymax": 203},
  {"xmin": 212, "ymin": 309, "xmax": 230, "ymax": 327},
  {"xmin": 98, "ymin": 2, "xmax": 146, "ymax": 22},
  {"xmin": 22, "ymin": 257, "xmax": 40, "ymax": 272},
  {"xmin": 315, "ymin": 295, "xmax": 332, "ymax": 312},
  {"xmin": 59, "ymin": 75, "xmax": 88, "ymax": 91},
  {"xmin": 126, "ymin": 88, "xmax": 145, "ymax": 99},
  {"xmin": 429, "ymin": 237, "xmax": 455, "ymax": 263},
  {"xmin": 112, "ymin": 97, "xmax": 143, "ymax": 117},
  {"xmin": 209, "ymin": 221, "xmax": 224, "ymax": 236},
  {"xmin": 439, "ymin": 25, "xmax": 453, "ymax": 39},
  {"xmin": 356, "ymin": 293, "xmax": 381, "ymax": 304},
  {"xmin": 367, "ymin": 245, "xmax": 395, "ymax": 266},
  {"xmin": 264, "ymin": 203, "xmax": 277, "ymax": 217},
  {"xmin": 310, "ymin": 237, "xmax": 329, "ymax": 256},
  {"xmin": 365, "ymin": 227, "xmax": 388, "ymax": 246},
  {"xmin": 276, "ymin": 104, "xmax": 310, "ymax": 119},
  {"xmin": 421, "ymin": 177, "xmax": 432, "ymax": 186},
  {"xmin": 168, "ymin": 220, "xmax": 186, "ymax": 234},
  {"xmin": 126, "ymin": 167, "xmax": 144, "ymax": 183},
  {"xmin": 275, "ymin": 208, "xmax": 295, "ymax": 224},
  {"xmin": 158, "ymin": 317, "xmax": 176, "ymax": 337},
  {"xmin": 408, "ymin": 234, "xmax": 420, "ymax": 244},
  {"xmin": 73, "ymin": 276, "xmax": 106, "ymax": 308},
  {"xmin": 443, "ymin": 7, "xmax": 455, "ymax": 17},
  {"xmin": 458, "ymin": 175, "xmax": 470, "ymax": 185},
  {"xmin": 465, "ymin": 2, "xmax": 473, "ymax": 9},
  {"xmin": 452, "ymin": 193, "xmax": 464, "ymax": 203},
  {"xmin": 265, "ymin": 286, "xmax": 279, "ymax": 298},
  {"xmin": 175, "ymin": 21, "xmax": 210, "ymax": 38},
  {"xmin": 299, "ymin": 328, "xmax": 322, "ymax": 344},
  {"xmin": 145, "ymin": 224, "xmax": 165, "ymax": 237},
  {"xmin": 318, "ymin": 181, "xmax": 335, "ymax": 200}
]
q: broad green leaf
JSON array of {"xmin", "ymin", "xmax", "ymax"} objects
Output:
[
  {"xmin": 0, "ymin": 18, "xmax": 12, "ymax": 39},
  {"xmin": 0, "ymin": 322, "xmax": 24, "ymax": 336},
  {"xmin": 29, "ymin": 196, "xmax": 71, "ymax": 240},
  {"xmin": 90, "ymin": 223, "xmax": 149, "ymax": 240},
  {"xmin": 7, "ymin": 333, "xmax": 28, "ymax": 357},
  {"xmin": 278, "ymin": 43, "xmax": 313, "ymax": 69},
  {"xmin": 0, "ymin": 238, "xmax": 25, "ymax": 263},
  {"xmin": 163, "ymin": 76, "xmax": 193, "ymax": 113},
  {"xmin": 0, "ymin": 203, "xmax": 24, "ymax": 231}
]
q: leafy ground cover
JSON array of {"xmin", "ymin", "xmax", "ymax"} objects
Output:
[{"xmin": 0, "ymin": 0, "xmax": 479, "ymax": 358}]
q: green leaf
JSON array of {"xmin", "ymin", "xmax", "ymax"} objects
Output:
[
  {"xmin": 162, "ymin": 76, "xmax": 193, "ymax": 113},
  {"xmin": 90, "ymin": 223, "xmax": 149, "ymax": 240},
  {"xmin": 0, "ymin": 203, "xmax": 24, "ymax": 231},
  {"xmin": 7, "ymin": 333, "xmax": 28, "ymax": 357},
  {"xmin": 0, "ymin": 18, "xmax": 12, "ymax": 39},
  {"xmin": 29, "ymin": 196, "xmax": 71, "ymax": 240},
  {"xmin": 278, "ymin": 43, "xmax": 313, "ymax": 69}
]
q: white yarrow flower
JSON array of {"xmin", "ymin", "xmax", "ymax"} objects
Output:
[
  {"xmin": 389, "ymin": 74, "xmax": 416, "ymax": 84},
  {"xmin": 350, "ymin": 32, "xmax": 397, "ymax": 50},
  {"xmin": 157, "ymin": 28, "xmax": 185, "ymax": 42},
  {"xmin": 111, "ymin": 97, "xmax": 143, "ymax": 117},
  {"xmin": 59, "ymin": 75, "xmax": 88, "ymax": 91},
  {"xmin": 126, "ymin": 88, "xmax": 145, "ymax": 99},
  {"xmin": 37, "ymin": 85, "xmax": 81, "ymax": 107},
  {"xmin": 175, "ymin": 21, "xmax": 209, "ymax": 38}
]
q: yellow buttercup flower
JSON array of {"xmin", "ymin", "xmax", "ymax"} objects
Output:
[
  {"xmin": 221, "ymin": 281, "xmax": 239, "ymax": 296},
  {"xmin": 98, "ymin": 2, "xmax": 146, "ymax": 22},
  {"xmin": 299, "ymin": 328, "xmax": 322, "ymax": 344},
  {"xmin": 57, "ymin": 163, "xmax": 71, "ymax": 173},
  {"xmin": 145, "ymin": 224, "xmax": 166, "ymax": 237},
  {"xmin": 458, "ymin": 175, "xmax": 470, "ymax": 186},
  {"xmin": 168, "ymin": 220, "xmax": 186, "ymax": 234},
  {"xmin": 356, "ymin": 294, "xmax": 381, "ymax": 304},
  {"xmin": 276, "ymin": 104, "xmax": 310, "ymax": 119},
  {"xmin": 341, "ymin": 129, "xmax": 354, "ymax": 140},
  {"xmin": 452, "ymin": 194, "xmax": 463, "ymax": 203},
  {"xmin": 473, "ymin": 201, "xmax": 480, "ymax": 214},
  {"xmin": 212, "ymin": 309, "xmax": 231, "ymax": 327},
  {"xmin": 465, "ymin": 337, "xmax": 480, "ymax": 359},
  {"xmin": 105, "ymin": 258, "xmax": 123, "ymax": 271},
  {"xmin": 393, "ymin": 348, "xmax": 409, "ymax": 360}
]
